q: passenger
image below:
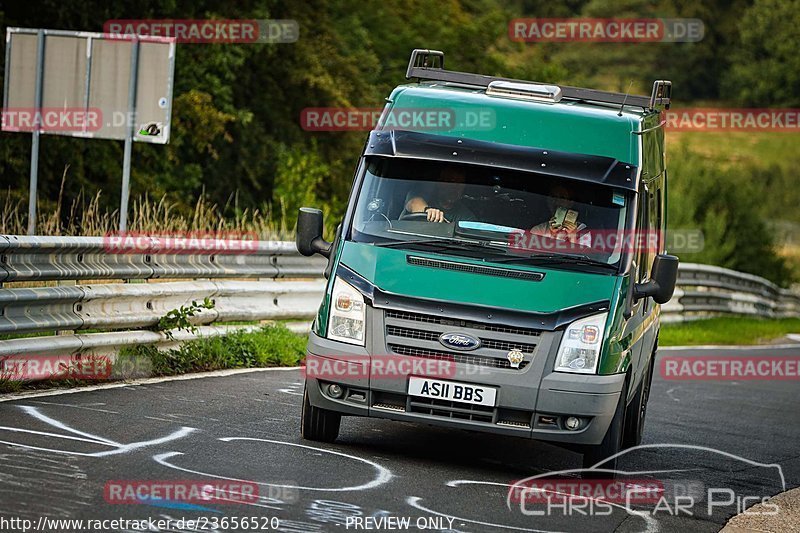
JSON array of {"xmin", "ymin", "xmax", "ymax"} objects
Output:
[
  {"xmin": 530, "ymin": 184, "xmax": 592, "ymax": 247},
  {"xmin": 404, "ymin": 166, "xmax": 476, "ymax": 223}
]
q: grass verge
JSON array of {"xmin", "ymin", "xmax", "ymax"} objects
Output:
[
  {"xmin": 659, "ymin": 317, "xmax": 800, "ymax": 346},
  {"xmin": 126, "ymin": 324, "xmax": 306, "ymax": 376},
  {"xmin": 0, "ymin": 324, "xmax": 306, "ymax": 394}
]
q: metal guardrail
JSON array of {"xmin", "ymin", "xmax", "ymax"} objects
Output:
[
  {"xmin": 662, "ymin": 263, "xmax": 800, "ymax": 322},
  {"xmin": 0, "ymin": 237, "xmax": 329, "ymax": 374},
  {"xmin": 0, "ymin": 235, "xmax": 324, "ymax": 282},
  {"xmin": 0, "ymin": 237, "xmax": 798, "ymax": 370},
  {"xmin": 0, "ymin": 280, "xmax": 326, "ymax": 334}
]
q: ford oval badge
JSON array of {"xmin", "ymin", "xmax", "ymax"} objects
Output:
[{"xmin": 439, "ymin": 332, "xmax": 481, "ymax": 351}]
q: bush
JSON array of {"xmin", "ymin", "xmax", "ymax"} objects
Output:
[
  {"xmin": 125, "ymin": 324, "xmax": 307, "ymax": 377},
  {"xmin": 668, "ymin": 145, "xmax": 793, "ymax": 286}
]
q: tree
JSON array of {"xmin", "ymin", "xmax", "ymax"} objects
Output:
[{"xmin": 724, "ymin": 0, "xmax": 800, "ymax": 106}]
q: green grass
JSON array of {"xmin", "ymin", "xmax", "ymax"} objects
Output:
[
  {"xmin": 0, "ymin": 324, "xmax": 307, "ymax": 393},
  {"xmin": 131, "ymin": 323, "xmax": 306, "ymax": 376},
  {"xmin": 0, "ymin": 189, "xmax": 291, "ymax": 239},
  {"xmin": 0, "ymin": 331, "xmax": 56, "ymax": 341},
  {"xmin": 659, "ymin": 317, "xmax": 800, "ymax": 346},
  {"xmin": 668, "ymin": 131, "xmax": 800, "ymax": 173}
]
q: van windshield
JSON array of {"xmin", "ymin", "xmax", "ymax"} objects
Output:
[{"xmin": 350, "ymin": 157, "xmax": 632, "ymax": 270}]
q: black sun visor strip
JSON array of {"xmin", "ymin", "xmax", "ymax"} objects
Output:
[{"xmin": 364, "ymin": 129, "xmax": 639, "ymax": 191}]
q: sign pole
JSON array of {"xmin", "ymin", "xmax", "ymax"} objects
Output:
[
  {"xmin": 119, "ymin": 38, "xmax": 139, "ymax": 233},
  {"xmin": 27, "ymin": 29, "xmax": 45, "ymax": 236}
]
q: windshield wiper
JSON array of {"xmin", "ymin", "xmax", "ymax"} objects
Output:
[
  {"xmin": 373, "ymin": 237, "xmax": 460, "ymax": 248},
  {"xmin": 373, "ymin": 237, "xmax": 511, "ymax": 257},
  {"xmin": 373, "ymin": 237, "xmax": 487, "ymax": 249},
  {"xmin": 490, "ymin": 252, "xmax": 618, "ymax": 270}
]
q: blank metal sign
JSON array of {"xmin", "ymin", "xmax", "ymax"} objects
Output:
[{"xmin": 3, "ymin": 28, "xmax": 175, "ymax": 144}]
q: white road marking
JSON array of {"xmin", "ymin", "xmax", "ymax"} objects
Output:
[
  {"xmin": 278, "ymin": 382, "xmax": 303, "ymax": 396},
  {"xmin": 153, "ymin": 437, "xmax": 393, "ymax": 492},
  {"xmin": 20, "ymin": 405, "xmax": 121, "ymax": 446},
  {"xmin": 0, "ymin": 426, "xmax": 117, "ymax": 446},
  {"xmin": 29, "ymin": 401, "xmax": 120, "ymax": 414},
  {"xmin": 91, "ymin": 426, "xmax": 196, "ymax": 458},
  {"xmin": 143, "ymin": 416, "xmax": 174, "ymax": 422},
  {"xmin": 0, "ymin": 366, "xmax": 302, "ymax": 402},
  {"xmin": 665, "ymin": 387, "xmax": 681, "ymax": 402},
  {"xmin": 0, "ymin": 405, "xmax": 195, "ymax": 457}
]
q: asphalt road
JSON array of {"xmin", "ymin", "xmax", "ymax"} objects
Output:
[{"xmin": 0, "ymin": 345, "xmax": 798, "ymax": 533}]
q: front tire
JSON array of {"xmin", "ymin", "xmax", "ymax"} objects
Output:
[
  {"xmin": 582, "ymin": 378, "xmax": 627, "ymax": 474},
  {"xmin": 300, "ymin": 386, "xmax": 341, "ymax": 443},
  {"xmin": 623, "ymin": 348, "xmax": 656, "ymax": 449}
]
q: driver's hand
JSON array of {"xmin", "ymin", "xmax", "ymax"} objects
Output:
[
  {"xmin": 426, "ymin": 208, "xmax": 445, "ymax": 223},
  {"xmin": 561, "ymin": 219, "xmax": 578, "ymax": 233}
]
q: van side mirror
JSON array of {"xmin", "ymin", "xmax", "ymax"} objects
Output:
[
  {"xmin": 296, "ymin": 207, "xmax": 332, "ymax": 258},
  {"xmin": 633, "ymin": 254, "xmax": 679, "ymax": 304}
]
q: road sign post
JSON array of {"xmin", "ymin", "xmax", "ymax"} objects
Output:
[
  {"xmin": 119, "ymin": 39, "xmax": 139, "ymax": 233},
  {"xmin": 2, "ymin": 28, "xmax": 175, "ymax": 235},
  {"xmin": 27, "ymin": 30, "xmax": 45, "ymax": 235}
]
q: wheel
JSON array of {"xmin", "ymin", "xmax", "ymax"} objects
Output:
[
  {"xmin": 398, "ymin": 211, "xmax": 430, "ymax": 221},
  {"xmin": 582, "ymin": 378, "xmax": 627, "ymax": 474},
  {"xmin": 623, "ymin": 345, "xmax": 656, "ymax": 449},
  {"xmin": 300, "ymin": 385, "xmax": 341, "ymax": 443}
]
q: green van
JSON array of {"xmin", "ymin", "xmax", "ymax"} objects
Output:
[{"xmin": 296, "ymin": 49, "xmax": 678, "ymax": 468}]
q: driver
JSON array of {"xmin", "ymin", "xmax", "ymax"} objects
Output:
[
  {"xmin": 404, "ymin": 166, "xmax": 476, "ymax": 223},
  {"xmin": 530, "ymin": 183, "xmax": 592, "ymax": 247}
]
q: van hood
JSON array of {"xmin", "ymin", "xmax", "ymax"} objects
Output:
[{"xmin": 338, "ymin": 241, "xmax": 618, "ymax": 315}]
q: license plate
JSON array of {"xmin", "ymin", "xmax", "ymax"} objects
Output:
[{"xmin": 408, "ymin": 377, "xmax": 496, "ymax": 406}]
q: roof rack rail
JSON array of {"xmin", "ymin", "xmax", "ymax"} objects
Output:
[{"xmin": 405, "ymin": 49, "xmax": 671, "ymax": 110}]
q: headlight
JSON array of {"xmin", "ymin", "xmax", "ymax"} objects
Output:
[
  {"xmin": 327, "ymin": 276, "xmax": 366, "ymax": 345},
  {"xmin": 554, "ymin": 312, "xmax": 608, "ymax": 374}
]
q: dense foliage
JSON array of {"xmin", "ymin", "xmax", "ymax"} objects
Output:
[{"xmin": 1, "ymin": 0, "xmax": 797, "ymax": 285}]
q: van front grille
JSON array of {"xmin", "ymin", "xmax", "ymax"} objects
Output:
[
  {"xmin": 388, "ymin": 344, "xmax": 530, "ymax": 370},
  {"xmin": 386, "ymin": 325, "xmax": 537, "ymax": 354},
  {"xmin": 385, "ymin": 310, "xmax": 541, "ymax": 337},
  {"xmin": 386, "ymin": 325, "xmax": 439, "ymax": 342},
  {"xmin": 408, "ymin": 397, "xmax": 494, "ymax": 423},
  {"xmin": 384, "ymin": 308, "xmax": 541, "ymax": 370}
]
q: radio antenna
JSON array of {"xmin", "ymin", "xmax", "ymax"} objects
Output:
[{"xmin": 618, "ymin": 80, "xmax": 634, "ymax": 116}]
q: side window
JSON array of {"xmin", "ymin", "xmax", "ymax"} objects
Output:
[
  {"xmin": 648, "ymin": 187, "xmax": 659, "ymax": 259},
  {"xmin": 640, "ymin": 184, "xmax": 663, "ymax": 280},
  {"xmin": 635, "ymin": 184, "xmax": 650, "ymax": 283},
  {"xmin": 654, "ymin": 186, "xmax": 664, "ymax": 253}
]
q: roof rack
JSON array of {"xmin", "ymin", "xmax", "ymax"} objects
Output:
[{"xmin": 405, "ymin": 49, "xmax": 671, "ymax": 111}]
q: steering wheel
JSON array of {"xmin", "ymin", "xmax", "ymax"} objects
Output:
[{"xmin": 398, "ymin": 212, "xmax": 431, "ymax": 221}]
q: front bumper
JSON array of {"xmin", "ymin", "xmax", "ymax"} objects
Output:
[{"xmin": 305, "ymin": 329, "xmax": 625, "ymax": 446}]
